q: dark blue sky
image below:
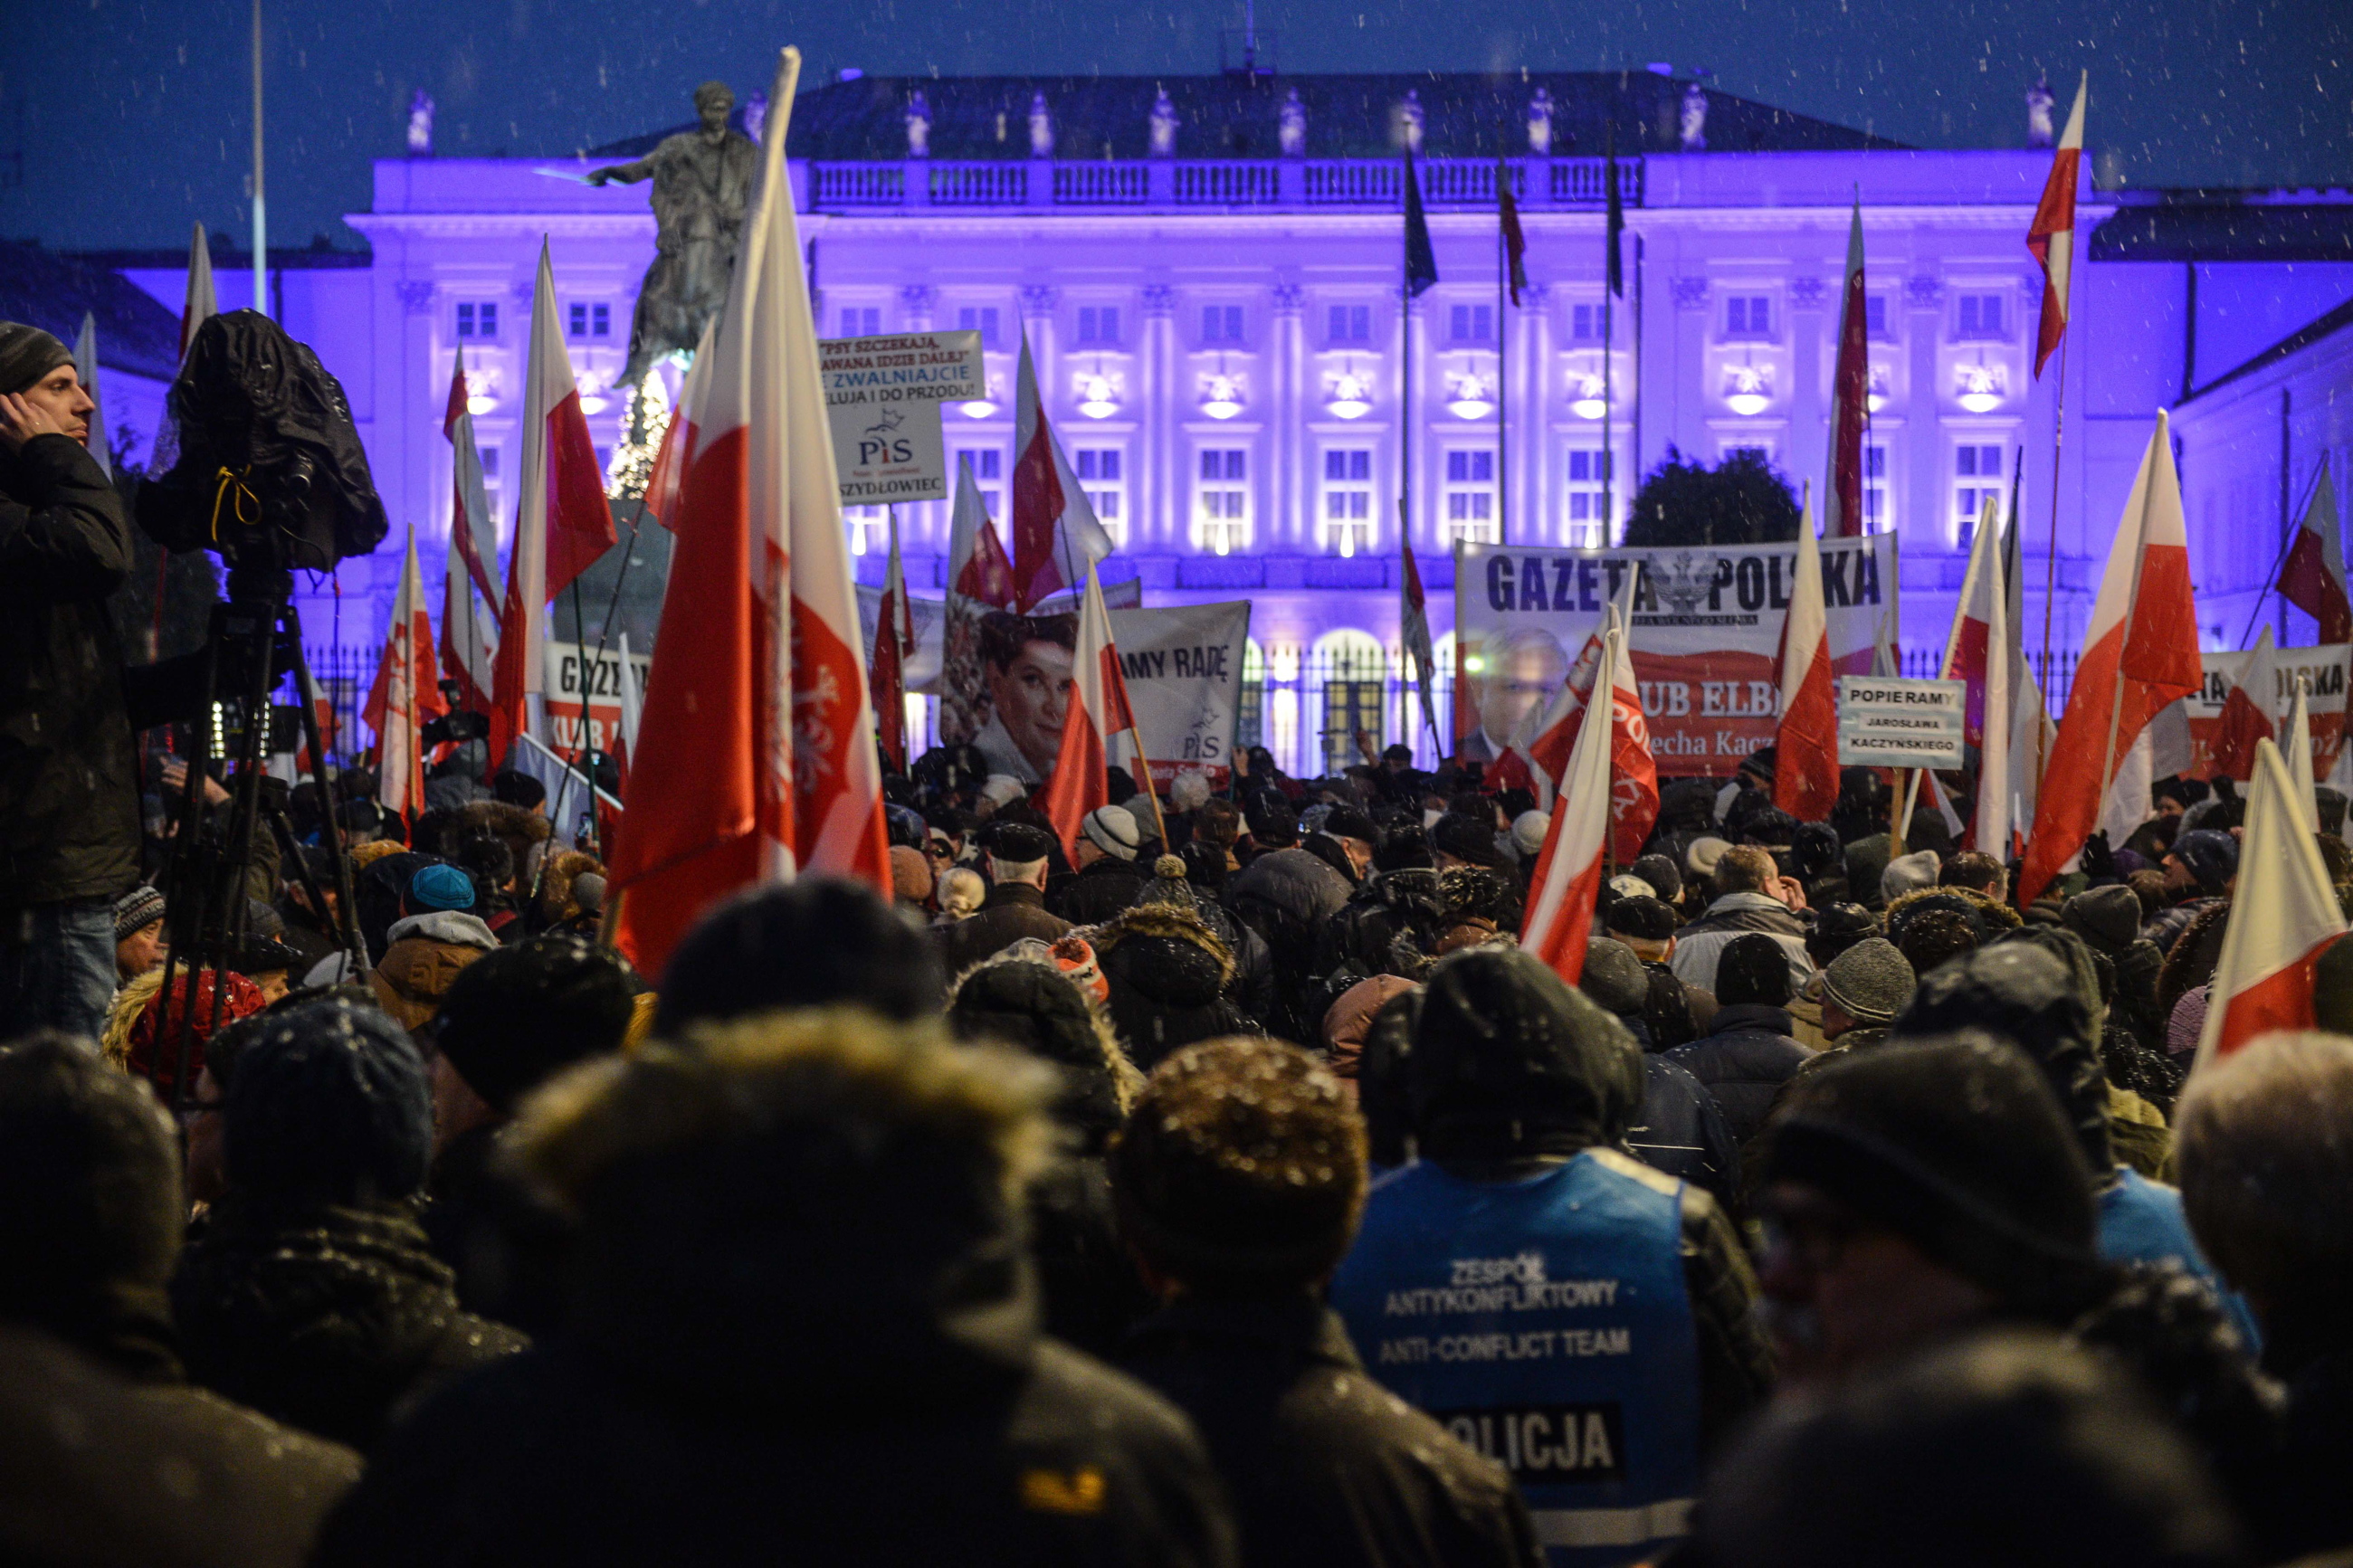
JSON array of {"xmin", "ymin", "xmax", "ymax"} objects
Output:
[{"xmin": 6, "ymin": 0, "xmax": 2346, "ymax": 252}]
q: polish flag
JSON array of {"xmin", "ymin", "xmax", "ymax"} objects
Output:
[
  {"xmin": 1824, "ymin": 195, "xmax": 1871, "ymax": 539},
  {"xmin": 2018, "ymin": 413, "xmax": 2202, "ymax": 908},
  {"xmin": 1606, "ymin": 606, "xmax": 1660, "ymax": 864},
  {"xmin": 2284, "ymin": 673, "xmax": 2319, "ymax": 832},
  {"xmin": 2194, "ymin": 736, "xmax": 2344, "ymax": 1071},
  {"xmin": 181, "ymin": 222, "xmax": 217, "ymax": 360},
  {"xmin": 2210, "ymin": 627, "xmax": 2281, "ymax": 783},
  {"xmin": 487, "ymin": 241, "xmax": 616, "ymax": 765},
  {"xmin": 1942, "ymin": 493, "xmax": 2013, "ymax": 853},
  {"xmin": 609, "ymin": 47, "xmax": 891, "ymax": 977},
  {"xmin": 362, "ymin": 526, "xmax": 445, "ymax": 820},
  {"xmin": 871, "ymin": 511, "xmax": 913, "ymax": 774},
  {"xmin": 640, "ymin": 318, "xmax": 714, "ymax": 529},
  {"xmin": 1774, "ymin": 496, "xmax": 1839, "ymax": 822},
  {"xmin": 1521, "ymin": 615, "xmax": 1626, "ymax": 983},
  {"xmin": 1401, "ymin": 518, "xmax": 1441, "ymax": 751},
  {"xmin": 441, "ymin": 358, "xmax": 500, "ymax": 715},
  {"xmin": 2277, "ymin": 467, "xmax": 2349, "ymax": 644},
  {"xmin": 948, "ymin": 454, "xmax": 1017, "ymax": 608},
  {"xmin": 2027, "ymin": 71, "xmax": 2088, "ymax": 378},
  {"xmin": 1523, "ymin": 562, "xmax": 1640, "ymax": 807},
  {"xmin": 1008, "ymin": 325, "xmax": 1114, "ymax": 613},
  {"xmin": 1041, "ymin": 565, "xmax": 1142, "ymax": 863}
]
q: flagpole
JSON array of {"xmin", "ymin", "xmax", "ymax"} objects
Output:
[
  {"xmin": 1497, "ymin": 150, "xmax": 1510, "ymax": 546},
  {"xmin": 2035, "ymin": 328, "xmax": 2070, "ymax": 800},
  {"xmin": 251, "ymin": 0, "xmax": 266, "ymax": 319},
  {"xmin": 2234, "ymin": 461, "xmax": 2329, "ymax": 651}
]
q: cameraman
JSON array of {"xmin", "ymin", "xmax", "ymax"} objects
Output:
[{"xmin": 0, "ymin": 324, "xmax": 207, "ymax": 1041}]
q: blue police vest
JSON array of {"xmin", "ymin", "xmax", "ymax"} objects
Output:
[
  {"xmin": 1329, "ymin": 1148, "xmax": 1699, "ymax": 1568},
  {"xmin": 2098, "ymin": 1166, "xmax": 2262, "ymax": 1351}
]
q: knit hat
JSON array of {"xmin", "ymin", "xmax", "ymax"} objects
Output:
[
  {"xmin": 1081, "ymin": 804, "xmax": 1141, "ymax": 861},
  {"xmin": 1323, "ymin": 805, "xmax": 1380, "ymax": 848},
  {"xmin": 1604, "ymin": 895, "xmax": 1681, "ymax": 943},
  {"xmin": 224, "ymin": 994, "xmax": 433, "ymax": 1205},
  {"xmin": 2170, "ymin": 829, "xmax": 2238, "ymax": 897},
  {"xmin": 888, "ymin": 843, "xmax": 934, "ymax": 906},
  {"xmin": 1759, "ymin": 1035, "xmax": 2100, "ymax": 1313},
  {"xmin": 1820, "ymin": 937, "xmax": 1916, "ymax": 1026},
  {"xmin": 0, "ymin": 323, "xmax": 71, "ymax": 396},
  {"xmin": 1738, "ymin": 745, "xmax": 1779, "ymax": 786},
  {"xmin": 1687, "ymin": 835, "xmax": 1732, "ymax": 879},
  {"xmin": 433, "ymin": 934, "xmax": 639, "ymax": 1114},
  {"xmin": 2062, "ymin": 885, "xmax": 2142, "ymax": 953},
  {"xmin": 1051, "ymin": 934, "xmax": 1109, "ymax": 1004},
  {"xmin": 653, "ymin": 878, "xmax": 945, "ymax": 1033},
  {"xmin": 113, "ymin": 885, "xmax": 166, "ymax": 943},
  {"xmin": 1429, "ymin": 812, "xmax": 1510, "ymax": 870},
  {"xmin": 1630, "ymin": 852, "xmax": 1683, "ymax": 902},
  {"xmin": 1512, "ymin": 810, "xmax": 1552, "ymax": 860},
  {"xmin": 1717, "ymin": 932, "xmax": 1796, "ymax": 1008},
  {"xmin": 2166, "ymin": 985, "xmax": 2208, "ymax": 1059},
  {"xmin": 1110, "ymin": 1037, "xmax": 1367, "ymax": 1288},
  {"xmin": 1580, "ymin": 937, "xmax": 1652, "ymax": 1018},
  {"xmin": 406, "ymin": 860, "xmax": 477, "ymax": 913},
  {"xmin": 1881, "ymin": 850, "xmax": 1942, "ymax": 904}
]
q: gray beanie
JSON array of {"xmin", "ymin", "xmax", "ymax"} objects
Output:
[
  {"xmin": 1579, "ymin": 937, "xmax": 1652, "ymax": 1018},
  {"xmin": 2062, "ymin": 884, "xmax": 2142, "ymax": 954},
  {"xmin": 0, "ymin": 324, "xmax": 72, "ymax": 397},
  {"xmin": 1821, "ymin": 936, "xmax": 1917, "ymax": 1027},
  {"xmin": 1881, "ymin": 850, "xmax": 1942, "ymax": 905}
]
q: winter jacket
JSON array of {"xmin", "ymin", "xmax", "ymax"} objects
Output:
[
  {"xmin": 424, "ymin": 1121, "xmax": 576, "ymax": 1340},
  {"xmin": 1664, "ymin": 1003, "xmax": 1814, "ymax": 1148},
  {"xmin": 2142, "ymin": 893, "xmax": 2222, "ymax": 963},
  {"xmin": 1118, "ymin": 1293, "xmax": 1542, "ymax": 1568},
  {"xmin": 1227, "ymin": 848, "xmax": 1355, "ymax": 1041},
  {"xmin": 0, "ymin": 435, "xmax": 207, "ymax": 910},
  {"xmin": 171, "ymin": 1196, "xmax": 527, "ymax": 1449},
  {"xmin": 1630, "ymin": 1052, "xmax": 1743, "ymax": 1216},
  {"xmin": 934, "ymin": 882, "xmax": 1073, "ymax": 977},
  {"xmin": 1051, "ymin": 855, "xmax": 1149, "ymax": 927},
  {"xmin": 1667, "ymin": 892, "xmax": 1813, "ymax": 994},
  {"xmin": 0, "ymin": 1322, "xmax": 359, "ymax": 1568},
  {"xmin": 310, "ymin": 1179, "xmax": 1238, "ymax": 1568},
  {"xmin": 1095, "ymin": 903, "xmax": 1257, "ymax": 1071},
  {"xmin": 368, "ymin": 910, "xmax": 500, "ymax": 1030}
]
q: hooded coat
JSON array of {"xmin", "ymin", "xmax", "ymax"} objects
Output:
[
  {"xmin": 368, "ymin": 910, "xmax": 500, "ymax": 1031},
  {"xmin": 1094, "ymin": 903, "xmax": 1258, "ymax": 1072},
  {"xmin": 1665, "ymin": 1003, "xmax": 1814, "ymax": 1148},
  {"xmin": 1227, "ymin": 847, "xmax": 1355, "ymax": 1041}
]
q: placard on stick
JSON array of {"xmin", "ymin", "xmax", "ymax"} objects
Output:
[
  {"xmin": 1837, "ymin": 676, "xmax": 1966, "ymax": 768},
  {"xmin": 816, "ymin": 329, "xmax": 985, "ymax": 507}
]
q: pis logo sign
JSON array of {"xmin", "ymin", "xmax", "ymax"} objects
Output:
[{"xmin": 856, "ymin": 406, "xmax": 913, "ymax": 469}]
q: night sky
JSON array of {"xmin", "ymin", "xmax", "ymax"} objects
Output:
[{"xmin": 6, "ymin": 0, "xmax": 2348, "ymax": 252}]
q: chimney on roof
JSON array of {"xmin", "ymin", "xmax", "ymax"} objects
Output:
[{"xmin": 1528, "ymin": 86, "xmax": 1554, "ymax": 157}]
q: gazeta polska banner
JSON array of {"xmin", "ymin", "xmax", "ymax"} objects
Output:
[
  {"xmin": 2184, "ymin": 644, "xmax": 2351, "ymax": 781},
  {"xmin": 1455, "ymin": 536, "xmax": 1898, "ymax": 776}
]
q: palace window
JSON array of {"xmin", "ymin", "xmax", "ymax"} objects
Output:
[
  {"xmin": 455, "ymin": 300, "xmax": 497, "ymax": 340},
  {"xmin": 1077, "ymin": 306, "xmax": 1121, "ymax": 346},
  {"xmin": 1202, "ymin": 305, "xmax": 1246, "ymax": 345},
  {"xmin": 1196, "ymin": 448, "xmax": 1249, "ymax": 554},
  {"xmin": 1320, "ymin": 449, "xmax": 1374, "ymax": 556},
  {"xmin": 1443, "ymin": 450, "xmax": 1496, "ymax": 545},
  {"xmin": 1725, "ymin": 294, "xmax": 1774, "ymax": 340},
  {"xmin": 837, "ymin": 306, "xmax": 881, "ymax": 338},
  {"xmin": 956, "ymin": 447, "xmax": 1003, "ymax": 518},
  {"xmin": 567, "ymin": 302, "xmax": 610, "ymax": 339},
  {"xmin": 1954, "ymin": 443, "xmax": 2006, "ymax": 547},
  {"xmin": 1958, "ymin": 293, "xmax": 2007, "ymax": 340},
  {"xmin": 1565, "ymin": 448, "xmax": 1614, "ymax": 547},
  {"xmin": 957, "ymin": 307, "xmax": 1001, "ymax": 347},
  {"xmin": 1450, "ymin": 304, "xmax": 1494, "ymax": 344},
  {"xmin": 1328, "ymin": 304, "xmax": 1371, "ymax": 344},
  {"xmin": 1074, "ymin": 447, "xmax": 1126, "ymax": 546}
]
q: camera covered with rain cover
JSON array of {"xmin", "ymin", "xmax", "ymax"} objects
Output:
[{"xmin": 137, "ymin": 309, "xmax": 388, "ymax": 572}]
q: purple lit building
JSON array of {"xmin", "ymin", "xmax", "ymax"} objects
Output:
[{"xmin": 74, "ymin": 70, "xmax": 2353, "ymax": 774}]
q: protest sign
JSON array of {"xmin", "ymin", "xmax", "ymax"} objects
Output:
[
  {"xmin": 1108, "ymin": 602, "xmax": 1253, "ymax": 788},
  {"xmin": 1837, "ymin": 676, "xmax": 1967, "ymax": 767},
  {"xmin": 1454, "ymin": 535, "xmax": 1899, "ymax": 776},
  {"xmin": 2182, "ymin": 643, "xmax": 2350, "ymax": 781},
  {"xmin": 817, "ymin": 330, "xmax": 984, "ymax": 506},
  {"xmin": 540, "ymin": 640, "xmax": 651, "ymax": 755}
]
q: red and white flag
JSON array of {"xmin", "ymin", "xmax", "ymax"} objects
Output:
[
  {"xmin": 1522, "ymin": 562, "xmax": 1640, "ymax": 807},
  {"xmin": 871, "ymin": 510, "xmax": 914, "ymax": 774},
  {"xmin": 2003, "ymin": 501, "xmax": 2053, "ymax": 853},
  {"xmin": 1942, "ymin": 493, "xmax": 2013, "ymax": 853},
  {"xmin": 487, "ymin": 240, "xmax": 616, "ymax": 765},
  {"xmin": 2277, "ymin": 466, "xmax": 2349, "ymax": 644},
  {"xmin": 1401, "ymin": 518, "xmax": 1441, "ymax": 751},
  {"xmin": 639, "ymin": 318, "xmax": 714, "ymax": 530},
  {"xmin": 1605, "ymin": 606, "xmax": 1660, "ymax": 864},
  {"xmin": 948, "ymin": 453, "xmax": 1017, "ymax": 608},
  {"xmin": 2018, "ymin": 412, "xmax": 2202, "ymax": 907},
  {"xmin": 2194, "ymin": 736, "xmax": 2344, "ymax": 1071},
  {"xmin": 1521, "ymin": 617, "xmax": 1626, "ymax": 983},
  {"xmin": 2027, "ymin": 71, "xmax": 2088, "ymax": 378},
  {"xmin": 1824, "ymin": 194, "xmax": 1870, "ymax": 539},
  {"xmin": 1774, "ymin": 494, "xmax": 1838, "ymax": 822},
  {"xmin": 2285, "ymin": 674, "xmax": 2319, "ymax": 832},
  {"xmin": 1008, "ymin": 325, "xmax": 1114, "ymax": 613},
  {"xmin": 1040, "ymin": 564, "xmax": 1141, "ymax": 862},
  {"xmin": 2210, "ymin": 626, "xmax": 2282, "ymax": 783},
  {"xmin": 363, "ymin": 526, "xmax": 445, "ymax": 820},
  {"xmin": 441, "ymin": 357, "xmax": 500, "ymax": 714},
  {"xmin": 181, "ymin": 222, "xmax": 217, "ymax": 360},
  {"xmin": 608, "ymin": 47, "xmax": 890, "ymax": 977}
]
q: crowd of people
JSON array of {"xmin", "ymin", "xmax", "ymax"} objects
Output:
[{"xmin": 8, "ymin": 321, "xmax": 2353, "ymax": 1565}]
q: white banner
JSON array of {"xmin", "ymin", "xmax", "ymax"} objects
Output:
[
  {"xmin": 817, "ymin": 330, "xmax": 985, "ymax": 506},
  {"xmin": 1109, "ymin": 601, "xmax": 1254, "ymax": 788},
  {"xmin": 1837, "ymin": 676, "xmax": 1967, "ymax": 767}
]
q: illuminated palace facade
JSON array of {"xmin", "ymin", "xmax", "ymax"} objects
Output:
[{"xmin": 97, "ymin": 70, "xmax": 2353, "ymax": 772}]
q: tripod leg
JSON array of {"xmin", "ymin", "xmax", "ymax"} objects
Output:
[{"xmin": 282, "ymin": 610, "xmax": 371, "ymax": 978}]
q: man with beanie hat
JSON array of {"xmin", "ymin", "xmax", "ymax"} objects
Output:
[
  {"xmin": 112, "ymin": 883, "xmax": 167, "ymax": 980},
  {"xmin": 1115, "ymin": 1037, "xmax": 1543, "ymax": 1568},
  {"xmin": 668, "ymin": 876, "xmax": 950, "ymax": 1031},
  {"xmin": 2143, "ymin": 830, "xmax": 2237, "ymax": 957},
  {"xmin": 0, "ymin": 325, "xmax": 211, "ymax": 1042},
  {"xmin": 1667, "ymin": 934, "xmax": 1814, "ymax": 1147},
  {"xmin": 0, "ymin": 1031, "xmax": 363, "ymax": 1565},
  {"xmin": 170, "ymin": 995, "xmax": 526, "ymax": 1448},
  {"xmin": 1051, "ymin": 804, "xmax": 1148, "ymax": 925},
  {"xmin": 1331, "ymin": 947, "xmax": 1771, "ymax": 1566},
  {"xmin": 424, "ymin": 934, "xmax": 640, "ymax": 1335},
  {"xmin": 1750, "ymin": 1034, "xmax": 2106, "ymax": 1386},
  {"xmin": 1891, "ymin": 944, "xmax": 2256, "ymax": 1346},
  {"xmin": 938, "ymin": 825, "xmax": 1072, "ymax": 978},
  {"xmin": 1815, "ymin": 937, "xmax": 1913, "ymax": 1050},
  {"xmin": 2063, "ymin": 885, "xmax": 2167, "ymax": 1054}
]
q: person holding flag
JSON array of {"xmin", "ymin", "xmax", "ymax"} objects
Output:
[
  {"xmin": 1040, "ymin": 564, "xmax": 1147, "ymax": 866},
  {"xmin": 607, "ymin": 47, "xmax": 891, "ymax": 976},
  {"xmin": 2018, "ymin": 413, "xmax": 2202, "ymax": 909}
]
